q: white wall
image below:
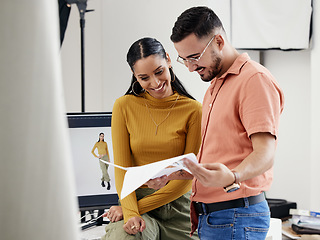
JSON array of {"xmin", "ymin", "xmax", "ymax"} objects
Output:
[
  {"xmin": 61, "ymin": 0, "xmax": 103, "ymax": 112},
  {"xmin": 266, "ymin": 1, "xmax": 320, "ymax": 211},
  {"xmin": 309, "ymin": 0, "xmax": 320, "ymax": 211},
  {"xmin": 264, "ymin": 49, "xmax": 312, "ymax": 209},
  {"xmin": 61, "ymin": 0, "xmax": 320, "ymax": 211},
  {"xmin": 61, "ymin": 0, "xmax": 231, "ymax": 111}
]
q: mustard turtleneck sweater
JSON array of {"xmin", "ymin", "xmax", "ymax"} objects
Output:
[
  {"xmin": 91, "ymin": 141, "xmax": 109, "ymax": 158},
  {"xmin": 111, "ymin": 91, "xmax": 202, "ymax": 222}
]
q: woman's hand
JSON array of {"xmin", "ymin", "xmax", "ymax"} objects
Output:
[
  {"xmin": 103, "ymin": 206, "xmax": 123, "ymax": 222},
  {"xmin": 123, "ymin": 216, "xmax": 146, "ymax": 235},
  {"xmin": 145, "ymin": 175, "xmax": 168, "ymax": 190}
]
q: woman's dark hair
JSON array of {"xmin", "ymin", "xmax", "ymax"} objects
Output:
[
  {"xmin": 171, "ymin": 6, "xmax": 225, "ymax": 43},
  {"xmin": 98, "ymin": 132, "xmax": 104, "ymax": 142},
  {"xmin": 125, "ymin": 37, "xmax": 195, "ymax": 100}
]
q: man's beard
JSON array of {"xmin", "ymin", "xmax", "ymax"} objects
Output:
[{"xmin": 200, "ymin": 53, "xmax": 222, "ymax": 82}]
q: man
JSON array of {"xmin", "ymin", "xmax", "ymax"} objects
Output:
[{"xmin": 170, "ymin": 6, "xmax": 284, "ymax": 239}]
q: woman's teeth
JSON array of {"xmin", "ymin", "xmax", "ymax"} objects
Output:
[{"xmin": 154, "ymin": 83, "xmax": 164, "ymax": 91}]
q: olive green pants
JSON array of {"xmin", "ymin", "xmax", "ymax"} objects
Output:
[
  {"xmin": 100, "ymin": 155, "xmax": 110, "ymax": 182},
  {"xmin": 101, "ymin": 189, "xmax": 198, "ymax": 240}
]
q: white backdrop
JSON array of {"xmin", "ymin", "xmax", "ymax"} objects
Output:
[{"xmin": 70, "ymin": 127, "xmax": 117, "ymax": 196}]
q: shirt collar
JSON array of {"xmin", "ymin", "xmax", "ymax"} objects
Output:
[{"xmin": 210, "ymin": 52, "xmax": 250, "ymax": 84}]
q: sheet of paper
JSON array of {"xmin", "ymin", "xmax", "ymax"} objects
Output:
[
  {"xmin": 101, "ymin": 153, "xmax": 198, "ymax": 200},
  {"xmin": 99, "ymin": 159, "xmax": 129, "ymax": 171}
]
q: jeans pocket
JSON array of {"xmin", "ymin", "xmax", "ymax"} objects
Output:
[
  {"xmin": 206, "ymin": 209, "xmax": 234, "ymax": 228},
  {"xmin": 199, "ymin": 211, "xmax": 234, "ymax": 239},
  {"xmin": 245, "ymin": 226, "xmax": 269, "ymax": 240},
  {"xmin": 239, "ymin": 203, "xmax": 270, "ymax": 240}
]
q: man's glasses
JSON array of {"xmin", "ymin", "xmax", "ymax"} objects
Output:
[{"xmin": 177, "ymin": 35, "xmax": 216, "ymax": 66}]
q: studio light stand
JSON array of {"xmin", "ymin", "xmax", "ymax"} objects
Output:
[{"xmin": 67, "ymin": 0, "xmax": 94, "ymax": 112}]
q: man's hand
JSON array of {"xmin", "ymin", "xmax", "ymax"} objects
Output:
[
  {"xmin": 103, "ymin": 206, "xmax": 123, "ymax": 222},
  {"xmin": 123, "ymin": 216, "xmax": 146, "ymax": 235},
  {"xmin": 183, "ymin": 160, "xmax": 234, "ymax": 188}
]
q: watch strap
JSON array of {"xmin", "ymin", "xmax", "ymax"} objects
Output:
[{"xmin": 231, "ymin": 170, "xmax": 240, "ymax": 184}]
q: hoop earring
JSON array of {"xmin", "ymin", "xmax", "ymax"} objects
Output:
[
  {"xmin": 132, "ymin": 81, "xmax": 145, "ymax": 96},
  {"xmin": 170, "ymin": 67, "xmax": 176, "ymax": 82}
]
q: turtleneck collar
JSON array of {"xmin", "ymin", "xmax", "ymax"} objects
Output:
[{"xmin": 142, "ymin": 91, "xmax": 179, "ymax": 103}]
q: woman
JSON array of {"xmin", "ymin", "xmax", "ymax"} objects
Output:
[
  {"xmin": 91, "ymin": 132, "xmax": 111, "ymax": 190},
  {"xmin": 102, "ymin": 37, "xmax": 201, "ymax": 239}
]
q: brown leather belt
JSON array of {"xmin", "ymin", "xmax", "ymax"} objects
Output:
[{"xmin": 194, "ymin": 193, "xmax": 265, "ymax": 215}]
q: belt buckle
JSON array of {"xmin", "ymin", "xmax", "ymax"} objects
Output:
[
  {"xmin": 195, "ymin": 202, "xmax": 202, "ymax": 215},
  {"xmin": 196, "ymin": 202, "xmax": 207, "ymax": 215}
]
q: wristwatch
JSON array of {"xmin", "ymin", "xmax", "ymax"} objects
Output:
[{"xmin": 224, "ymin": 170, "xmax": 241, "ymax": 193}]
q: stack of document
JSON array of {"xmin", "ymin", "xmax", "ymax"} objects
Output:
[{"xmin": 290, "ymin": 209, "xmax": 320, "ymax": 234}]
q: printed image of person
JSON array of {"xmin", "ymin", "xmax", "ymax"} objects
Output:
[
  {"xmin": 91, "ymin": 132, "xmax": 111, "ymax": 190},
  {"xmin": 101, "ymin": 37, "xmax": 202, "ymax": 240}
]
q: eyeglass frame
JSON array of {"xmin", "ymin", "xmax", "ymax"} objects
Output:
[{"xmin": 176, "ymin": 35, "xmax": 216, "ymax": 65}]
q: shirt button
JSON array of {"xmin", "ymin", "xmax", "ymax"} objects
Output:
[{"xmin": 209, "ymin": 103, "xmax": 212, "ymax": 107}]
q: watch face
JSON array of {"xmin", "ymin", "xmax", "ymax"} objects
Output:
[
  {"xmin": 224, "ymin": 183, "xmax": 241, "ymax": 193},
  {"xmin": 226, "ymin": 186, "xmax": 240, "ymax": 193}
]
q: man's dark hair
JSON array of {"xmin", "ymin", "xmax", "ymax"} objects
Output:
[{"xmin": 171, "ymin": 6, "xmax": 225, "ymax": 43}]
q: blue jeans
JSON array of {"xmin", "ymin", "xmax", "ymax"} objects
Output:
[{"xmin": 197, "ymin": 199, "xmax": 270, "ymax": 240}]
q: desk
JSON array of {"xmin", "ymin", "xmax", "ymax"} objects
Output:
[
  {"xmin": 266, "ymin": 218, "xmax": 282, "ymax": 240},
  {"xmin": 282, "ymin": 220, "xmax": 320, "ymax": 240},
  {"xmin": 79, "ymin": 194, "xmax": 119, "ymax": 230}
]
